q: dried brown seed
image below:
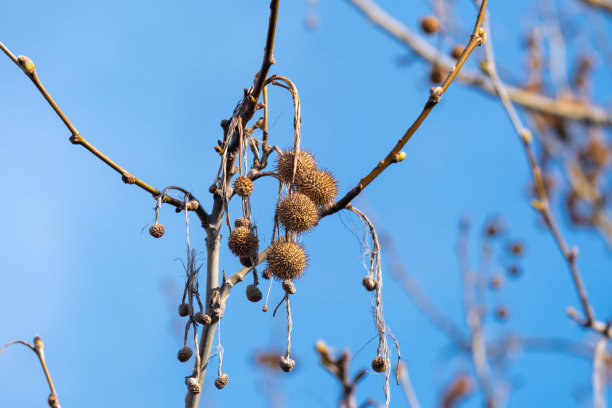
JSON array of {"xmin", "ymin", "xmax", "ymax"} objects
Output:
[
  {"xmin": 228, "ymin": 226, "xmax": 258, "ymax": 258},
  {"xmin": 246, "ymin": 284, "xmax": 263, "ymax": 302},
  {"xmin": 185, "ymin": 377, "xmax": 201, "ymax": 394},
  {"xmin": 277, "ymin": 193, "xmax": 319, "ymax": 232},
  {"xmin": 282, "ymin": 279, "xmax": 296, "ymax": 294},
  {"xmin": 266, "ymin": 241, "xmax": 308, "ymax": 281},
  {"xmin": 215, "ymin": 373, "xmax": 229, "ymax": 389},
  {"xmin": 178, "ymin": 303, "xmax": 192, "ymax": 317},
  {"xmin": 420, "ymin": 16, "xmax": 440, "ymax": 34},
  {"xmin": 276, "ymin": 150, "xmax": 317, "ymax": 184},
  {"xmin": 362, "ymin": 276, "xmax": 377, "ymax": 291},
  {"xmin": 296, "ymin": 169, "xmax": 338, "ymax": 206},
  {"xmin": 371, "ymin": 356, "xmax": 388, "ymax": 373},
  {"xmin": 234, "ymin": 217, "xmax": 251, "ymax": 228},
  {"xmin": 279, "ymin": 356, "xmax": 296, "ymax": 372},
  {"xmin": 195, "ymin": 312, "xmax": 212, "ymax": 325},
  {"xmin": 430, "ymin": 64, "xmax": 445, "ymax": 83},
  {"xmin": 451, "ymin": 44, "xmax": 465, "ymax": 59},
  {"xmin": 262, "ymin": 268, "xmax": 271, "ymax": 280},
  {"xmin": 177, "ymin": 346, "xmax": 193, "ymax": 362},
  {"xmin": 495, "ymin": 305, "xmax": 509, "ymax": 321},
  {"xmin": 149, "ymin": 223, "xmax": 165, "ymax": 238},
  {"xmin": 233, "ymin": 176, "xmax": 253, "ymax": 197}
]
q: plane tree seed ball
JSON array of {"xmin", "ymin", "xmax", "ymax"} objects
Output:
[
  {"xmin": 371, "ymin": 356, "xmax": 388, "ymax": 373},
  {"xmin": 215, "ymin": 374, "xmax": 229, "ymax": 389},
  {"xmin": 276, "ymin": 150, "xmax": 316, "ymax": 183},
  {"xmin": 297, "ymin": 169, "xmax": 338, "ymax": 206},
  {"xmin": 149, "ymin": 223, "xmax": 165, "ymax": 238},
  {"xmin": 177, "ymin": 346, "xmax": 193, "ymax": 362},
  {"xmin": 266, "ymin": 241, "xmax": 307, "ymax": 281},
  {"xmin": 228, "ymin": 226, "xmax": 258, "ymax": 257},
  {"xmin": 420, "ymin": 16, "xmax": 440, "ymax": 34},
  {"xmin": 277, "ymin": 193, "xmax": 318, "ymax": 232},
  {"xmin": 233, "ymin": 176, "xmax": 253, "ymax": 197}
]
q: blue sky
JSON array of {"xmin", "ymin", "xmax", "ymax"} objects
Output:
[{"xmin": 1, "ymin": 0, "xmax": 611, "ymax": 407}]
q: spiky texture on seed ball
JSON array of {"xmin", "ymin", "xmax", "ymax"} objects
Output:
[
  {"xmin": 277, "ymin": 193, "xmax": 319, "ymax": 232},
  {"xmin": 185, "ymin": 377, "xmax": 201, "ymax": 394},
  {"xmin": 362, "ymin": 276, "xmax": 377, "ymax": 291},
  {"xmin": 228, "ymin": 226, "xmax": 258, "ymax": 258},
  {"xmin": 178, "ymin": 303, "xmax": 192, "ymax": 317},
  {"xmin": 371, "ymin": 356, "xmax": 388, "ymax": 373},
  {"xmin": 297, "ymin": 169, "xmax": 338, "ymax": 206},
  {"xmin": 282, "ymin": 279, "xmax": 296, "ymax": 294},
  {"xmin": 420, "ymin": 16, "xmax": 440, "ymax": 34},
  {"xmin": 266, "ymin": 241, "xmax": 307, "ymax": 281},
  {"xmin": 234, "ymin": 217, "xmax": 251, "ymax": 228},
  {"xmin": 279, "ymin": 356, "xmax": 296, "ymax": 372},
  {"xmin": 233, "ymin": 176, "xmax": 253, "ymax": 197},
  {"xmin": 195, "ymin": 312, "xmax": 211, "ymax": 325},
  {"xmin": 276, "ymin": 150, "xmax": 316, "ymax": 184},
  {"xmin": 149, "ymin": 223, "xmax": 165, "ymax": 238},
  {"xmin": 177, "ymin": 346, "xmax": 193, "ymax": 362},
  {"xmin": 215, "ymin": 374, "xmax": 229, "ymax": 389},
  {"xmin": 246, "ymin": 284, "xmax": 263, "ymax": 302}
]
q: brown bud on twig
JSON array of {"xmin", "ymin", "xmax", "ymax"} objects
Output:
[
  {"xmin": 17, "ymin": 55, "xmax": 35, "ymax": 75},
  {"xmin": 121, "ymin": 172, "xmax": 136, "ymax": 184}
]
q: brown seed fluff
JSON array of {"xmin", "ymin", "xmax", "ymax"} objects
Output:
[
  {"xmin": 371, "ymin": 356, "xmax": 388, "ymax": 373},
  {"xmin": 266, "ymin": 241, "xmax": 307, "ymax": 281},
  {"xmin": 297, "ymin": 169, "xmax": 338, "ymax": 206},
  {"xmin": 215, "ymin": 374, "xmax": 229, "ymax": 389},
  {"xmin": 276, "ymin": 150, "xmax": 316, "ymax": 184},
  {"xmin": 277, "ymin": 193, "xmax": 318, "ymax": 232},
  {"xmin": 149, "ymin": 223, "xmax": 165, "ymax": 238},
  {"xmin": 228, "ymin": 226, "xmax": 258, "ymax": 258},
  {"xmin": 233, "ymin": 176, "xmax": 253, "ymax": 197}
]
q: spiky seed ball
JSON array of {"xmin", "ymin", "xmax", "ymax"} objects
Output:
[
  {"xmin": 149, "ymin": 223, "xmax": 165, "ymax": 238},
  {"xmin": 228, "ymin": 226, "xmax": 258, "ymax": 257},
  {"xmin": 296, "ymin": 169, "xmax": 338, "ymax": 206},
  {"xmin": 178, "ymin": 303, "xmax": 192, "ymax": 317},
  {"xmin": 215, "ymin": 374, "xmax": 229, "ymax": 389},
  {"xmin": 451, "ymin": 44, "xmax": 465, "ymax": 59},
  {"xmin": 195, "ymin": 312, "xmax": 211, "ymax": 325},
  {"xmin": 362, "ymin": 276, "xmax": 377, "ymax": 291},
  {"xmin": 266, "ymin": 241, "xmax": 307, "ymax": 281},
  {"xmin": 277, "ymin": 193, "xmax": 319, "ymax": 232},
  {"xmin": 276, "ymin": 150, "xmax": 317, "ymax": 184},
  {"xmin": 234, "ymin": 217, "xmax": 251, "ymax": 228},
  {"xmin": 177, "ymin": 346, "xmax": 193, "ymax": 362},
  {"xmin": 185, "ymin": 377, "xmax": 201, "ymax": 394},
  {"xmin": 371, "ymin": 356, "xmax": 388, "ymax": 373},
  {"xmin": 246, "ymin": 284, "xmax": 263, "ymax": 302},
  {"xmin": 282, "ymin": 279, "xmax": 296, "ymax": 294},
  {"xmin": 240, "ymin": 256, "xmax": 253, "ymax": 267},
  {"xmin": 233, "ymin": 176, "xmax": 253, "ymax": 197},
  {"xmin": 262, "ymin": 268, "xmax": 271, "ymax": 280},
  {"xmin": 279, "ymin": 356, "xmax": 296, "ymax": 372},
  {"xmin": 420, "ymin": 16, "xmax": 440, "ymax": 34}
]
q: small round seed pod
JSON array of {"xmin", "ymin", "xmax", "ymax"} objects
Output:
[
  {"xmin": 233, "ymin": 176, "xmax": 253, "ymax": 197},
  {"xmin": 279, "ymin": 356, "xmax": 296, "ymax": 372},
  {"xmin": 262, "ymin": 268, "xmax": 271, "ymax": 280},
  {"xmin": 495, "ymin": 305, "xmax": 509, "ymax": 321},
  {"xmin": 362, "ymin": 276, "xmax": 377, "ymax": 291},
  {"xmin": 185, "ymin": 377, "xmax": 201, "ymax": 394},
  {"xmin": 276, "ymin": 150, "xmax": 317, "ymax": 184},
  {"xmin": 149, "ymin": 223, "xmax": 165, "ymax": 238},
  {"xmin": 228, "ymin": 226, "xmax": 258, "ymax": 258},
  {"xmin": 48, "ymin": 393, "xmax": 59, "ymax": 408},
  {"xmin": 296, "ymin": 169, "xmax": 338, "ymax": 206},
  {"xmin": 371, "ymin": 356, "xmax": 388, "ymax": 373},
  {"xmin": 178, "ymin": 303, "xmax": 192, "ymax": 317},
  {"xmin": 195, "ymin": 312, "xmax": 212, "ymax": 325},
  {"xmin": 430, "ymin": 64, "xmax": 445, "ymax": 83},
  {"xmin": 215, "ymin": 373, "xmax": 229, "ymax": 389},
  {"xmin": 246, "ymin": 284, "xmax": 263, "ymax": 302},
  {"xmin": 282, "ymin": 279, "xmax": 296, "ymax": 294},
  {"xmin": 266, "ymin": 241, "xmax": 308, "ymax": 281},
  {"xmin": 420, "ymin": 16, "xmax": 440, "ymax": 34},
  {"xmin": 277, "ymin": 193, "xmax": 319, "ymax": 233},
  {"xmin": 177, "ymin": 346, "xmax": 193, "ymax": 363},
  {"xmin": 451, "ymin": 44, "xmax": 465, "ymax": 59},
  {"xmin": 234, "ymin": 217, "xmax": 251, "ymax": 228}
]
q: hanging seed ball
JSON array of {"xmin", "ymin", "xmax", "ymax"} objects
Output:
[
  {"xmin": 277, "ymin": 193, "xmax": 319, "ymax": 232},
  {"xmin": 276, "ymin": 150, "xmax": 317, "ymax": 183},
  {"xmin": 177, "ymin": 346, "xmax": 193, "ymax": 362},
  {"xmin": 451, "ymin": 44, "xmax": 465, "ymax": 59},
  {"xmin": 266, "ymin": 241, "xmax": 307, "ymax": 281},
  {"xmin": 246, "ymin": 284, "xmax": 263, "ymax": 302},
  {"xmin": 262, "ymin": 268, "xmax": 272, "ymax": 280},
  {"xmin": 282, "ymin": 279, "xmax": 296, "ymax": 295},
  {"xmin": 233, "ymin": 176, "xmax": 253, "ymax": 197},
  {"xmin": 228, "ymin": 226, "xmax": 258, "ymax": 257},
  {"xmin": 240, "ymin": 256, "xmax": 253, "ymax": 267},
  {"xmin": 215, "ymin": 374, "xmax": 229, "ymax": 389},
  {"xmin": 420, "ymin": 15, "xmax": 440, "ymax": 34},
  {"xmin": 371, "ymin": 356, "xmax": 388, "ymax": 373},
  {"xmin": 195, "ymin": 312, "xmax": 212, "ymax": 325},
  {"xmin": 279, "ymin": 356, "xmax": 296, "ymax": 372},
  {"xmin": 149, "ymin": 223, "xmax": 165, "ymax": 238},
  {"xmin": 234, "ymin": 217, "xmax": 251, "ymax": 228},
  {"xmin": 362, "ymin": 276, "xmax": 377, "ymax": 291},
  {"xmin": 297, "ymin": 169, "xmax": 338, "ymax": 206},
  {"xmin": 185, "ymin": 377, "xmax": 201, "ymax": 394},
  {"xmin": 178, "ymin": 303, "xmax": 192, "ymax": 317}
]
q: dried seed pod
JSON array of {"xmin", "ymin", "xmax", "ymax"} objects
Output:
[
  {"xmin": 48, "ymin": 393, "xmax": 59, "ymax": 408},
  {"xmin": 149, "ymin": 223, "xmax": 165, "ymax": 238},
  {"xmin": 185, "ymin": 377, "xmax": 201, "ymax": 394},
  {"xmin": 489, "ymin": 275, "xmax": 503, "ymax": 291},
  {"xmin": 240, "ymin": 256, "xmax": 253, "ymax": 267},
  {"xmin": 282, "ymin": 279, "xmax": 296, "ymax": 294},
  {"xmin": 276, "ymin": 150, "xmax": 317, "ymax": 183},
  {"xmin": 228, "ymin": 226, "xmax": 258, "ymax": 258},
  {"xmin": 178, "ymin": 303, "xmax": 192, "ymax": 317},
  {"xmin": 495, "ymin": 305, "xmax": 509, "ymax": 321},
  {"xmin": 233, "ymin": 176, "xmax": 253, "ymax": 197},
  {"xmin": 277, "ymin": 193, "xmax": 319, "ymax": 232},
  {"xmin": 177, "ymin": 346, "xmax": 193, "ymax": 362},
  {"xmin": 296, "ymin": 169, "xmax": 338, "ymax": 206},
  {"xmin": 246, "ymin": 284, "xmax": 263, "ymax": 302},
  {"xmin": 262, "ymin": 268, "xmax": 271, "ymax": 280},
  {"xmin": 371, "ymin": 356, "xmax": 388, "ymax": 373},
  {"xmin": 362, "ymin": 276, "xmax": 377, "ymax": 291},
  {"xmin": 451, "ymin": 44, "xmax": 465, "ymax": 59},
  {"xmin": 266, "ymin": 241, "xmax": 307, "ymax": 281},
  {"xmin": 234, "ymin": 217, "xmax": 251, "ymax": 228},
  {"xmin": 215, "ymin": 373, "xmax": 229, "ymax": 389},
  {"xmin": 508, "ymin": 241, "xmax": 525, "ymax": 257},
  {"xmin": 195, "ymin": 312, "xmax": 212, "ymax": 325},
  {"xmin": 420, "ymin": 16, "xmax": 440, "ymax": 34},
  {"xmin": 430, "ymin": 64, "xmax": 445, "ymax": 83},
  {"xmin": 279, "ymin": 356, "xmax": 296, "ymax": 372}
]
